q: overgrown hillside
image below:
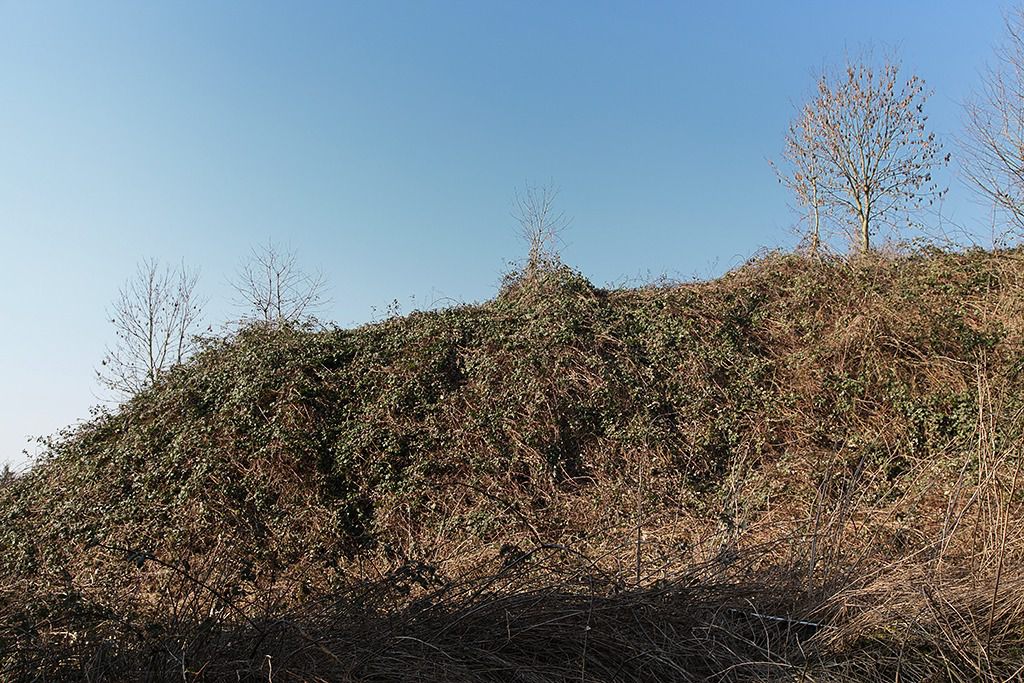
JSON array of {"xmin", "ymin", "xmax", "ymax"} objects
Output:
[{"xmin": 3, "ymin": 248, "xmax": 1024, "ymax": 681}]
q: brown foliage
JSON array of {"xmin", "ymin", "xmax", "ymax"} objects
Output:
[{"xmin": 5, "ymin": 249, "xmax": 1024, "ymax": 680}]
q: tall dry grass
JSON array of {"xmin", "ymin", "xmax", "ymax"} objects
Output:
[{"xmin": 3, "ymin": 249, "xmax": 1024, "ymax": 680}]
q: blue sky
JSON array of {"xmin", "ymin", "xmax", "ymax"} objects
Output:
[{"xmin": 0, "ymin": 1, "xmax": 1009, "ymax": 467}]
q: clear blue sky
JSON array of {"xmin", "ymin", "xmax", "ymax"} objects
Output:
[{"xmin": 0, "ymin": 1, "xmax": 1009, "ymax": 467}]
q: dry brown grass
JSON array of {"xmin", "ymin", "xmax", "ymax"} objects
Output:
[{"xmin": 3, "ymin": 248, "xmax": 1024, "ymax": 680}]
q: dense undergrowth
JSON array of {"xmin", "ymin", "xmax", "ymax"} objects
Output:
[{"xmin": 3, "ymin": 247, "xmax": 1024, "ymax": 681}]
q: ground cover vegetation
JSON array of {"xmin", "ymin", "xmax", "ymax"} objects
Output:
[
  {"xmin": 9, "ymin": 13, "xmax": 1024, "ymax": 683},
  {"xmin": 4, "ymin": 245, "xmax": 1024, "ymax": 681}
]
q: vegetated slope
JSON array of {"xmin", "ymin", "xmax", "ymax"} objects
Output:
[{"xmin": 3, "ymin": 248, "xmax": 1024, "ymax": 681}]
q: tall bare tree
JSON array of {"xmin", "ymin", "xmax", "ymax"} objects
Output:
[
  {"xmin": 962, "ymin": 8, "xmax": 1024, "ymax": 236},
  {"xmin": 779, "ymin": 57, "xmax": 947, "ymax": 253},
  {"xmin": 512, "ymin": 183, "xmax": 571, "ymax": 272},
  {"xmin": 99, "ymin": 259, "xmax": 205, "ymax": 396},
  {"xmin": 233, "ymin": 242, "xmax": 326, "ymax": 327}
]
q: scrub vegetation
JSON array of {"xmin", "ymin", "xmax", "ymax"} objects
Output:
[
  {"xmin": 4, "ymin": 246, "xmax": 1024, "ymax": 681},
  {"xmin": 11, "ymin": 10, "xmax": 1024, "ymax": 683}
]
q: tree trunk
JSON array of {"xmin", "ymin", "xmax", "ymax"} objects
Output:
[
  {"xmin": 810, "ymin": 207, "xmax": 820, "ymax": 255},
  {"xmin": 810, "ymin": 182, "xmax": 821, "ymax": 256}
]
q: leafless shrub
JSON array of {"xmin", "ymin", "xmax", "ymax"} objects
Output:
[
  {"xmin": 512, "ymin": 183, "xmax": 571, "ymax": 273},
  {"xmin": 98, "ymin": 258, "xmax": 204, "ymax": 397},
  {"xmin": 232, "ymin": 241, "xmax": 326, "ymax": 327}
]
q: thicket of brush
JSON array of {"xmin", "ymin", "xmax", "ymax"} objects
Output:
[{"xmin": 3, "ymin": 247, "xmax": 1024, "ymax": 681}]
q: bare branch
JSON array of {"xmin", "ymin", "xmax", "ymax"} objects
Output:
[
  {"xmin": 99, "ymin": 259, "xmax": 205, "ymax": 397},
  {"xmin": 232, "ymin": 241, "xmax": 327, "ymax": 327},
  {"xmin": 962, "ymin": 7, "xmax": 1024, "ymax": 238},
  {"xmin": 776, "ymin": 54, "xmax": 947, "ymax": 254},
  {"xmin": 512, "ymin": 183, "xmax": 571, "ymax": 273}
]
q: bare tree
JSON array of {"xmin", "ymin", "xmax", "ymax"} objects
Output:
[
  {"xmin": 772, "ymin": 101, "xmax": 833, "ymax": 255},
  {"xmin": 963, "ymin": 8, "xmax": 1024, "ymax": 237},
  {"xmin": 512, "ymin": 183, "xmax": 571, "ymax": 272},
  {"xmin": 232, "ymin": 242, "xmax": 326, "ymax": 327},
  {"xmin": 99, "ymin": 259, "xmax": 205, "ymax": 396},
  {"xmin": 779, "ymin": 56, "xmax": 947, "ymax": 253}
]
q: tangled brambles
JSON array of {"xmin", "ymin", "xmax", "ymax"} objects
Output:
[{"xmin": 3, "ymin": 248, "xmax": 1024, "ymax": 680}]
